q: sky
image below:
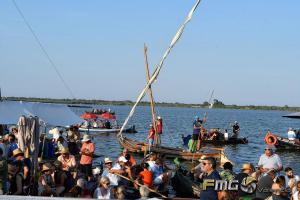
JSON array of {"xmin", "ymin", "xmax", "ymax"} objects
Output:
[{"xmin": 0, "ymin": 0, "xmax": 299, "ymax": 106}]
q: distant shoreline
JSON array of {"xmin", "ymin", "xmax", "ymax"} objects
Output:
[{"xmin": 2, "ymin": 96, "xmax": 300, "ymax": 112}]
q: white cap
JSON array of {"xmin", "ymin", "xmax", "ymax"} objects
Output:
[{"xmin": 118, "ymin": 156, "xmax": 128, "ymax": 163}]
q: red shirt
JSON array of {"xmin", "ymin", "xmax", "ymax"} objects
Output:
[
  {"xmin": 80, "ymin": 142, "xmax": 95, "ymax": 165},
  {"xmin": 156, "ymin": 120, "xmax": 163, "ymax": 134},
  {"xmin": 149, "ymin": 129, "xmax": 155, "ymax": 140},
  {"xmin": 139, "ymin": 169, "xmax": 153, "ymax": 187}
]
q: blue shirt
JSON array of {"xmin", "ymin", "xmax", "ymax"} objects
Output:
[
  {"xmin": 200, "ymin": 170, "xmax": 221, "ymax": 200},
  {"xmin": 7, "ymin": 142, "xmax": 18, "ymax": 158}
]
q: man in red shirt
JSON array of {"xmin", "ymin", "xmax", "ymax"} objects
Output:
[
  {"xmin": 136, "ymin": 162, "xmax": 153, "ymax": 188},
  {"xmin": 148, "ymin": 124, "xmax": 155, "ymax": 152},
  {"xmin": 156, "ymin": 116, "xmax": 163, "ymax": 145},
  {"xmin": 80, "ymin": 134, "xmax": 94, "ymax": 181}
]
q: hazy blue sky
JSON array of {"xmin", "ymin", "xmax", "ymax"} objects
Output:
[{"xmin": 0, "ymin": 1, "xmax": 299, "ymax": 106}]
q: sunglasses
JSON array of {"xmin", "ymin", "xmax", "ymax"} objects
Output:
[
  {"xmin": 202, "ymin": 162, "xmax": 211, "ymax": 166},
  {"xmin": 104, "ymin": 182, "xmax": 110, "ymax": 186},
  {"xmin": 265, "ymin": 149, "xmax": 272, "ymax": 151}
]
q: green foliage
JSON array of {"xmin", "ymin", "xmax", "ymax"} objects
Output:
[{"xmin": 2, "ymin": 96, "xmax": 300, "ymax": 111}]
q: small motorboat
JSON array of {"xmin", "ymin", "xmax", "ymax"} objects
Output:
[
  {"xmin": 264, "ymin": 132, "xmax": 300, "ymax": 150},
  {"xmin": 78, "ymin": 125, "xmax": 137, "ymax": 134}
]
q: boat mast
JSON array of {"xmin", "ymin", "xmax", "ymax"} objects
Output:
[{"xmin": 143, "ymin": 44, "xmax": 159, "ymax": 145}]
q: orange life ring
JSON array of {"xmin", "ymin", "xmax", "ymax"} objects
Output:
[{"xmin": 264, "ymin": 133, "xmax": 278, "ymax": 145}]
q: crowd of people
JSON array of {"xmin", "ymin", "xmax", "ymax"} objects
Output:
[{"xmin": 190, "ymin": 145, "xmax": 300, "ymax": 200}]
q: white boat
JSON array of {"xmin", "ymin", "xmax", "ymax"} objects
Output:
[{"xmin": 78, "ymin": 125, "xmax": 136, "ymax": 134}]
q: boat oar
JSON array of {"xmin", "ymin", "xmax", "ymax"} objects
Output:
[
  {"xmin": 201, "ymin": 146, "xmax": 224, "ymax": 151},
  {"xmin": 114, "ymin": 173, "xmax": 168, "ymax": 198}
]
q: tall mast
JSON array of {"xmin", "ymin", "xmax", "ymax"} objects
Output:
[{"xmin": 143, "ymin": 44, "xmax": 158, "ymax": 145}]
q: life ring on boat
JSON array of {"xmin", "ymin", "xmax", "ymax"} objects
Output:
[{"xmin": 264, "ymin": 134, "xmax": 278, "ymax": 145}]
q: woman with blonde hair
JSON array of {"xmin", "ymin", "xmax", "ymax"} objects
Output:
[{"xmin": 93, "ymin": 176, "xmax": 112, "ymax": 199}]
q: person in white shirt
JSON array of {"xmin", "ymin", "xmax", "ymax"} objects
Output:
[
  {"xmin": 258, "ymin": 145, "xmax": 283, "ymax": 174},
  {"xmin": 101, "ymin": 157, "xmax": 120, "ymax": 186},
  {"xmin": 292, "ymin": 181, "xmax": 300, "ymax": 200},
  {"xmin": 288, "ymin": 128, "xmax": 296, "ymax": 140},
  {"xmin": 224, "ymin": 129, "xmax": 229, "ymax": 141}
]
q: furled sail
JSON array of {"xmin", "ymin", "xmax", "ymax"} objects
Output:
[{"xmin": 118, "ymin": 0, "xmax": 202, "ymax": 137}]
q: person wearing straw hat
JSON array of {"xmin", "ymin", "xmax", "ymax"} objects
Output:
[
  {"xmin": 102, "ymin": 157, "xmax": 119, "ymax": 186},
  {"xmin": 57, "ymin": 147, "xmax": 76, "ymax": 173},
  {"xmin": 12, "ymin": 148, "xmax": 31, "ymax": 188},
  {"xmin": 38, "ymin": 162, "xmax": 56, "ymax": 196},
  {"xmin": 236, "ymin": 163, "xmax": 256, "ymax": 198},
  {"xmin": 80, "ymin": 134, "xmax": 94, "ymax": 181}
]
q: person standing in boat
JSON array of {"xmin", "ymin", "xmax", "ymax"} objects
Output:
[
  {"xmin": 156, "ymin": 116, "xmax": 163, "ymax": 145},
  {"xmin": 189, "ymin": 116, "xmax": 205, "ymax": 152},
  {"xmin": 79, "ymin": 134, "xmax": 94, "ymax": 181},
  {"xmin": 224, "ymin": 129, "xmax": 229, "ymax": 141},
  {"xmin": 231, "ymin": 121, "xmax": 240, "ymax": 139},
  {"xmin": 287, "ymin": 128, "xmax": 296, "ymax": 141},
  {"xmin": 148, "ymin": 124, "xmax": 155, "ymax": 152}
]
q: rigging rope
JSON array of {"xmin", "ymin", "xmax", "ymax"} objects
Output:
[
  {"xmin": 118, "ymin": 0, "xmax": 202, "ymax": 138},
  {"xmin": 11, "ymin": 0, "xmax": 76, "ymax": 99}
]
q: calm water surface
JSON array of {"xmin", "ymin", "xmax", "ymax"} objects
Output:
[{"xmin": 73, "ymin": 105, "xmax": 300, "ymax": 174}]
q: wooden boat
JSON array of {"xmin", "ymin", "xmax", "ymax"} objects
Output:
[
  {"xmin": 117, "ymin": 135, "xmax": 231, "ymax": 164},
  {"xmin": 264, "ymin": 132, "xmax": 300, "ymax": 150},
  {"xmin": 181, "ymin": 134, "xmax": 248, "ymax": 146},
  {"xmin": 78, "ymin": 125, "xmax": 137, "ymax": 134}
]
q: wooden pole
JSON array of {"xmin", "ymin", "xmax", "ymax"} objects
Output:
[
  {"xmin": 114, "ymin": 173, "xmax": 167, "ymax": 198},
  {"xmin": 143, "ymin": 44, "xmax": 159, "ymax": 146}
]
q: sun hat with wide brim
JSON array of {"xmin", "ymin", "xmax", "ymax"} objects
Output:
[
  {"xmin": 104, "ymin": 157, "xmax": 113, "ymax": 164},
  {"xmin": 241, "ymin": 163, "xmax": 253, "ymax": 171},
  {"xmin": 60, "ymin": 147, "xmax": 70, "ymax": 154},
  {"xmin": 198, "ymin": 155, "xmax": 207, "ymax": 162},
  {"xmin": 42, "ymin": 163, "xmax": 52, "ymax": 172},
  {"xmin": 82, "ymin": 134, "xmax": 92, "ymax": 142},
  {"xmin": 13, "ymin": 148, "xmax": 24, "ymax": 157}
]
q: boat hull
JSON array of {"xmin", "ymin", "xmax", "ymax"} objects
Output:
[
  {"xmin": 117, "ymin": 136, "xmax": 231, "ymax": 164},
  {"xmin": 79, "ymin": 125, "xmax": 137, "ymax": 134},
  {"xmin": 264, "ymin": 133, "xmax": 300, "ymax": 150},
  {"xmin": 182, "ymin": 134, "xmax": 248, "ymax": 146}
]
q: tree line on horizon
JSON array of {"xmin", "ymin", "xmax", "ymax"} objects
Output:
[{"xmin": 2, "ymin": 96, "xmax": 300, "ymax": 112}]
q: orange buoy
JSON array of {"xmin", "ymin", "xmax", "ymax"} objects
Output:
[{"xmin": 264, "ymin": 133, "xmax": 278, "ymax": 145}]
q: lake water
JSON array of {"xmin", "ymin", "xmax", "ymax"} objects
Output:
[{"xmin": 72, "ymin": 105, "xmax": 300, "ymax": 175}]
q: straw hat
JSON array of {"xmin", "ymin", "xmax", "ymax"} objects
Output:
[
  {"xmin": 104, "ymin": 157, "xmax": 113, "ymax": 164},
  {"xmin": 198, "ymin": 155, "xmax": 207, "ymax": 162},
  {"xmin": 82, "ymin": 134, "xmax": 92, "ymax": 142},
  {"xmin": 241, "ymin": 163, "xmax": 253, "ymax": 171},
  {"xmin": 13, "ymin": 148, "xmax": 24, "ymax": 157},
  {"xmin": 60, "ymin": 147, "xmax": 70, "ymax": 154},
  {"xmin": 41, "ymin": 163, "xmax": 52, "ymax": 172}
]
